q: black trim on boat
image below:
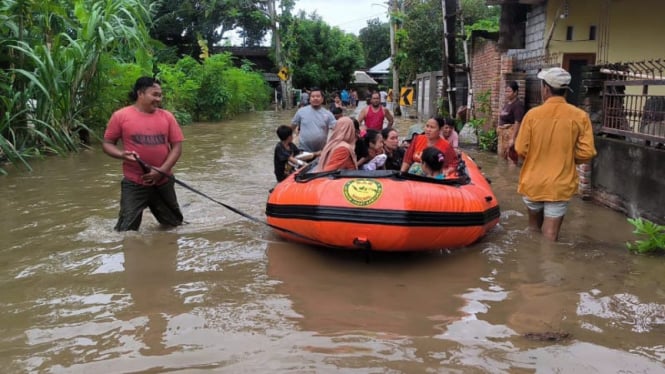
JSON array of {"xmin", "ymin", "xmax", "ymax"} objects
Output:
[{"xmin": 265, "ymin": 204, "xmax": 501, "ymax": 227}]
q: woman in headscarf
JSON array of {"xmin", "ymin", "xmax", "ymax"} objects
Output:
[{"xmin": 315, "ymin": 116, "xmax": 358, "ymax": 172}]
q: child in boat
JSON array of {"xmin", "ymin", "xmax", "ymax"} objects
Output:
[
  {"xmin": 274, "ymin": 125, "xmax": 307, "ymax": 182},
  {"xmin": 420, "ymin": 146, "xmax": 446, "ymax": 180},
  {"xmin": 360, "ymin": 129, "xmax": 387, "ymax": 171}
]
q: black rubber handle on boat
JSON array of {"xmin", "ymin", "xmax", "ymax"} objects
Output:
[{"xmin": 134, "ymin": 156, "xmax": 346, "ymax": 249}]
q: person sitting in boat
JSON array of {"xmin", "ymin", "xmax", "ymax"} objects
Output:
[
  {"xmin": 400, "ymin": 116, "xmax": 458, "ymax": 176},
  {"xmin": 359, "ymin": 129, "xmax": 387, "ymax": 171},
  {"xmin": 420, "ymin": 146, "xmax": 447, "ymax": 180},
  {"xmin": 352, "ymin": 117, "xmax": 369, "ymax": 165},
  {"xmin": 400, "ymin": 123, "xmax": 424, "ymax": 150},
  {"xmin": 315, "ymin": 116, "xmax": 358, "ymax": 172},
  {"xmin": 441, "ymin": 117, "xmax": 459, "ymax": 150},
  {"xmin": 274, "ymin": 125, "xmax": 311, "ymax": 182},
  {"xmin": 381, "ymin": 127, "xmax": 404, "ymax": 170}
]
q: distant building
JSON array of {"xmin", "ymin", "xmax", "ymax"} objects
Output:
[{"xmin": 368, "ymin": 57, "xmax": 391, "ymax": 87}]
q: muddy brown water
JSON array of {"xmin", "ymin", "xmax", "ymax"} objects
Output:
[{"xmin": 1, "ymin": 110, "xmax": 664, "ymax": 373}]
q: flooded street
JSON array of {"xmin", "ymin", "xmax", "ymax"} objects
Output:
[{"xmin": 1, "ymin": 109, "xmax": 664, "ymax": 373}]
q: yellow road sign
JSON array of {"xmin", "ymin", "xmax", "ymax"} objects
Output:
[
  {"xmin": 278, "ymin": 66, "xmax": 289, "ymax": 81},
  {"xmin": 400, "ymin": 87, "xmax": 414, "ymax": 106}
]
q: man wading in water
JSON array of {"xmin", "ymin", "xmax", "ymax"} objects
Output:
[
  {"xmin": 357, "ymin": 92, "xmax": 394, "ymax": 132},
  {"xmin": 102, "ymin": 77, "xmax": 185, "ymax": 231}
]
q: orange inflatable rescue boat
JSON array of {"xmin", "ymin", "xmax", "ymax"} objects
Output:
[{"xmin": 265, "ymin": 152, "xmax": 500, "ymax": 252}]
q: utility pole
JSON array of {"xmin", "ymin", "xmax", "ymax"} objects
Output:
[
  {"xmin": 269, "ymin": 0, "xmax": 291, "ymax": 109},
  {"xmin": 441, "ymin": 0, "xmax": 457, "ymax": 117},
  {"xmin": 458, "ymin": 0, "xmax": 472, "ymax": 117},
  {"xmin": 389, "ymin": 0, "xmax": 400, "ymax": 116}
]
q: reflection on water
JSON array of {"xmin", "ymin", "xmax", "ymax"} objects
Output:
[
  {"xmin": 120, "ymin": 235, "xmax": 186, "ymax": 355},
  {"xmin": 266, "ymin": 241, "xmax": 491, "ymax": 337},
  {"xmin": 0, "ymin": 110, "xmax": 664, "ymax": 372}
]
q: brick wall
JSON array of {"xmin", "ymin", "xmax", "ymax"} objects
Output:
[{"xmin": 471, "ymin": 37, "xmax": 502, "ymax": 129}]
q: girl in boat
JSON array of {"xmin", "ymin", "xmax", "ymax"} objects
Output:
[{"xmin": 420, "ymin": 146, "xmax": 447, "ymax": 180}]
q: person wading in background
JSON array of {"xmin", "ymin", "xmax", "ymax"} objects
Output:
[
  {"xmin": 515, "ymin": 67, "xmax": 597, "ymax": 241},
  {"xmin": 291, "ymin": 87, "xmax": 337, "ymax": 153},
  {"xmin": 357, "ymin": 92, "xmax": 394, "ymax": 132}
]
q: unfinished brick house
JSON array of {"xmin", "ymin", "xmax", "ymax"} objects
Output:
[{"xmin": 472, "ymin": 0, "xmax": 665, "ymax": 223}]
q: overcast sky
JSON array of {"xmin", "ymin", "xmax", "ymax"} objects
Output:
[
  {"xmin": 226, "ymin": 1, "xmax": 390, "ymax": 45},
  {"xmin": 292, "ymin": 0, "xmax": 389, "ymax": 35}
]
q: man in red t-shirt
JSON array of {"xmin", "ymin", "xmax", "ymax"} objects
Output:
[
  {"xmin": 103, "ymin": 77, "xmax": 185, "ymax": 231},
  {"xmin": 358, "ymin": 92, "xmax": 394, "ymax": 131}
]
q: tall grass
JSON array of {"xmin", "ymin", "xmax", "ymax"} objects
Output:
[
  {"xmin": 1, "ymin": 0, "xmax": 272, "ymax": 174},
  {"xmin": 1, "ymin": 0, "xmax": 154, "ymax": 173}
]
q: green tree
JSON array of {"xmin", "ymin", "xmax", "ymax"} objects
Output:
[
  {"xmin": 286, "ymin": 13, "xmax": 364, "ymax": 91},
  {"xmin": 401, "ymin": 0, "xmax": 442, "ymax": 83},
  {"xmin": 358, "ymin": 18, "xmax": 390, "ymax": 69},
  {"xmin": 401, "ymin": 0, "xmax": 498, "ymax": 84},
  {"xmin": 462, "ymin": 0, "xmax": 500, "ymax": 26},
  {"xmin": 234, "ymin": 1, "xmax": 271, "ymax": 47},
  {"xmin": 151, "ymin": 0, "xmax": 269, "ymax": 59}
]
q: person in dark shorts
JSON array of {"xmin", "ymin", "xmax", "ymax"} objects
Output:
[{"xmin": 102, "ymin": 77, "xmax": 185, "ymax": 231}]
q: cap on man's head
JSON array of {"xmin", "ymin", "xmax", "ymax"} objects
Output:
[{"xmin": 537, "ymin": 67, "xmax": 572, "ymax": 91}]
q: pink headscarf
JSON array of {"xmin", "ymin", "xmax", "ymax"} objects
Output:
[{"xmin": 315, "ymin": 116, "xmax": 358, "ymax": 172}]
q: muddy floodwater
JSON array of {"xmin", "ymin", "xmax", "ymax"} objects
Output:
[{"xmin": 1, "ymin": 110, "xmax": 664, "ymax": 373}]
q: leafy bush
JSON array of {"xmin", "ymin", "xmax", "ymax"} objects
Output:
[
  {"xmin": 172, "ymin": 111, "xmax": 193, "ymax": 126},
  {"xmin": 467, "ymin": 89, "xmax": 496, "ymax": 151},
  {"xmin": 220, "ymin": 67, "xmax": 271, "ymax": 116},
  {"xmin": 626, "ymin": 218, "xmax": 665, "ymax": 254},
  {"xmin": 84, "ymin": 57, "xmax": 144, "ymax": 134},
  {"xmin": 478, "ymin": 127, "xmax": 498, "ymax": 152},
  {"xmin": 157, "ymin": 56, "xmax": 202, "ymax": 123},
  {"xmin": 197, "ymin": 53, "xmax": 235, "ymax": 121},
  {"xmin": 197, "ymin": 53, "xmax": 270, "ymax": 121}
]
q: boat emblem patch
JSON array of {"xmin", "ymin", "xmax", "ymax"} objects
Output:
[{"xmin": 343, "ymin": 179, "xmax": 383, "ymax": 207}]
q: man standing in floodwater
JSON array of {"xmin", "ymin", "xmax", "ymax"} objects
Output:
[
  {"xmin": 515, "ymin": 67, "xmax": 596, "ymax": 241},
  {"xmin": 291, "ymin": 87, "xmax": 337, "ymax": 153},
  {"xmin": 102, "ymin": 77, "xmax": 185, "ymax": 231},
  {"xmin": 357, "ymin": 92, "xmax": 394, "ymax": 131}
]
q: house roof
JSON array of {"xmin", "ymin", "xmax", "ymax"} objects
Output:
[
  {"xmin": 368, "ymin": 57, "xmax": 391, "ymax": 74},
  {"xmin": 353, "ymin": 70, "xmax": 378, "ymax": 85}
]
